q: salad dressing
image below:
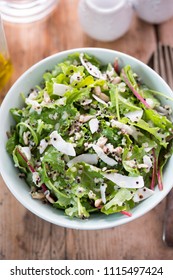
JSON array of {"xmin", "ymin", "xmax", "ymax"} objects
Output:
[{"xmin": 0, "ymin": 53, "xmax": 13, "ymax": 90}]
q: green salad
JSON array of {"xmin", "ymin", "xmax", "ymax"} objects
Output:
[{"xmin": 6, "ymin": 52, "xmax": 173, "ymax": 219}]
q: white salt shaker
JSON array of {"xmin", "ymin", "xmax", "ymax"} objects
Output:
[
  {"xmin": 78, "ymin": 0, "xmax": 134, "ymax": 42},
  {"xmin": 132, "ymin": 0, "xmax": 173, "ymax": 24}
]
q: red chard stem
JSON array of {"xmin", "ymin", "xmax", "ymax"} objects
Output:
[{"xmin": 122, "ymin": 69, "xmax": 151, "ymax": 109}]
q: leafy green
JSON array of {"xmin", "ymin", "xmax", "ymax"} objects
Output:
[
  {"xmin": 41, "ymin": 146, "xmax": 65, "ymax": 173},
  {"xmin": 6, "ymin": 51, "xmax": 173, "ymax": 219},
  {"xmin": 101, "ymin": 189, "xmax": 134, "ymax": 214},
  {"xmin": 6, "ymin": 132, "xmax": 18, "ymax": 154}
]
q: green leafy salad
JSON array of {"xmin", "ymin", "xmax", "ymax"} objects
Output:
[{"xmin": 6, "ymin": 52, "xmax": 173, "ymax": 219}]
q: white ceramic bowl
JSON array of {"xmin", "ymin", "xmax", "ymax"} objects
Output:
[{"xmin": 0, "ymin": 48, "xmax": 173, "ymax": 230}]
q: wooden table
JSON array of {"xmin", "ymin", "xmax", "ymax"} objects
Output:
[{"xmin": 1, "ymin": 0, "xmax": 173, "ymax": 260}]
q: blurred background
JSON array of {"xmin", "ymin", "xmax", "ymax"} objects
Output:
[{"xmin": 1, "ymin": 0, "xmax": 173, "ymax": 260}]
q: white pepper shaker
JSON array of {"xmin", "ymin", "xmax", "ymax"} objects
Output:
[{"xmin": 132, "ymin": 0, "xmax": 173, "ymax": 24}]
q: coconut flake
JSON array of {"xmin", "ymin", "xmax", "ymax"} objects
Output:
[
  {"xmin": 92, "ymin": 144, "xmax": 117, "ymax": 166},
  {"xmin": 146, "ymin": 98, "xmax": 155, "ymax": 108},
  {"xmin": 81, "ymin": 99, "xmax": 93, "ymax": 106},
  {"xmin": 55, "ymin": 97, "xmax": 67, "ymax": 106},
  {"xmin": 106, "ymin": 65, "xmax": 115, "ymax": 81},
  {"xmin": 67, "ymin": 153, "xmax": 98, "ymax": 167},
  {"xmin": 144, "ymin": 147, "xmax": 153, "ymax": 152},
  {"xmin": 79, "ymin": 114, "xmax": 94, "ymax": 123},
  {"xmin": 43, "ymin": 91, "xmax": 51, "ymax": 104},
  {"xmin": 70, "ymin": 72, "xmax": 82, "ymax": 84},
  {"xmin": 125, "ymin": 110, "xmax": 143, "ymax": 122},
  {"xmin": 142, "ymin": 142, "xmax": 154, "ymax": 152},
  {"xmin": 25, "ymin": 99, "xmax": 42, "ymax": 114},
  {"xmin": 143, "ymin": 155, "xmax": 152, "ymax": 171},
  {"xmin": 111, "ymin": 120, "xmax": 141, "ymax": 140},
  {"xmin": 32, "ymin": 172, "xmax": 40, "ymax": 185},
  {"xmin": 26, "ymin": 91, "xmax": 52, "ymax": 113},
  {"xmin": 62, "ymin": 111, "xmax": 69, "ymax": 120},
  {"xmin": 39, "ymin": 139, "xmax": 49, "ymax": 154},
  {"xmin": 96, "ymin": 136, "xmax": 108, "ymax": 148},
  {"xmin": 92, "ymin": 94, "xmax": 108, "ymax": 106},
  {"xmin": 20, "ymin": 146, "xmax": 31, "ymax": 160},
  {"xmin": 100, "ymin": 183, "xmax": 107, "ymax": 204},
  {"xmin": 137, "ymin": 163, "xmax": 149, "ymax": 169},
  {"xmin": 88, "ymin": 190, "xmax": 96, "ymax": 199},
  {"xmin": 79, "ymin": 53, "xmax": 105, "ymax": 79},
  {"xmin": 133, "ymin": 187, "xmax": 154, "ymax": 202},
  {"xmin": 117, "ymin": 82, "xmax": 126, "ymax": 92},
  {"xmin": 49, "ymin": 131, "xmax": 76, "ymax": 156},
  {"xmin": 103, "ymin": 172, "xmax": 144, "ymax": 189},
  {"xmin": 105, "ymin": 143, "xmax": 114, "ymax": 153},
  {"xmin": 124, "ymin": 160, "xmax": 136, "ymax": 168},
  {"xmin": 53, "ymin": 83, "xmax": 71, "ymax": 96},
  {"xmin": 27, "ymin": 90, "xmax": 38, "ymax": 100},
  {"xmin": 23, "ymin": 131, "xmax": 30, "ymax": 145},
  {"xmin": 89, "ymin": 118, "xmax": 99, "ymax": 134}
]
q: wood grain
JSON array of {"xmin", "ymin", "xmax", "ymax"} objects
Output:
[
  {"xmin": 156, "ymin": 17, "xmax": 173, "ymax": 47},
  {"xmin": 1, "ymin": 0, "xmax": 173, "ymax": 260}
]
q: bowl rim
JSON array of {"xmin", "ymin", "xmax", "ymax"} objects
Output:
[{"xmin": 1, "ymin": 47, "xmax": 173, "ymax": 230}]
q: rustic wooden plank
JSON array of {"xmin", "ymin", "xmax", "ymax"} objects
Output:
[
  {"xmin": 64, "ymin": 200, "xmax": 173, "ymax": 260},
  {"xmin": 50, "ymin": 225, "xmax": 66, "ymax": 260},
  {"xmin": 0, "ymin": 176, "xmax": 52, "ymax": 260},
  {"xmin": 156, "ymin": 17, "xmax": 173, "ymax": 47}
]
